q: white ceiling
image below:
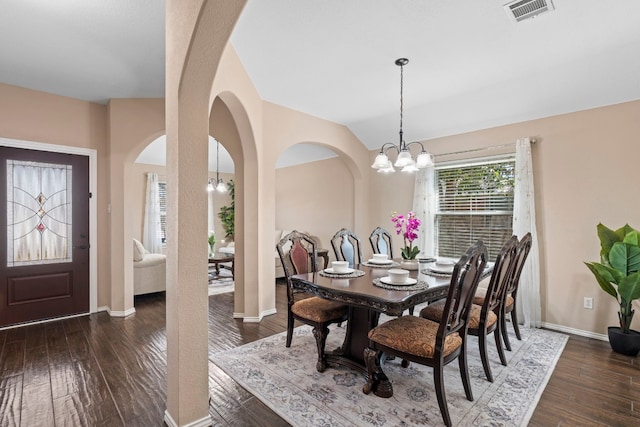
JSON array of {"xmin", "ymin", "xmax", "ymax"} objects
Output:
[{"xmin": 3, "ymin": 0, "xmax": 640, "ymax": 170}]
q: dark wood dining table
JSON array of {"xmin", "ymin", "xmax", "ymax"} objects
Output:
[{"xmin": 290, "ymin": 261, "xmax": 474, "ymax": 377}]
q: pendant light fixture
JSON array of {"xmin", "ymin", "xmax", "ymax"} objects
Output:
[
  {"xmin": 371, "ymin": 58, "xmax": 433, "ymax": 173},
  {"xmin": 211, "ymin": 139, "xmax": 228, "ymax": 193}
]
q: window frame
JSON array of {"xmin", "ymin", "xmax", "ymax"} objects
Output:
[{"xmin": 433, "ymin": 154, "xmax": 516, "ymax": 260}]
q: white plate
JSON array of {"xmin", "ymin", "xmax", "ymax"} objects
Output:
[
  {"xmin": 324, "ymin": 267, "xmax": 354, "ymax": 275},
  {"xmin": 368, "ymin": 259, "xmax": 393, "ymax": 265},
  {"xmin": 428, "ymin": 267, "xmax": 454, "ymax": 274},
  {"xmin": 380, "ymin": 276, "xmax": 418, "ymax": 286}
]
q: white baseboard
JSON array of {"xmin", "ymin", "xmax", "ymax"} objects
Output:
[
  {"xmin": 542, "ymin": 322, "xmax": 608, "ymax": 341},
  {"xmin": 243, "ymin": 308, "xmax": 277, "ymax": 323},
  {"xmin": 163, "ymin": 410, "xmax": 212, "ymax": 427},
  {"xmin": 107, "ymin": 307, "xmax": 136, "ymax": 318},
  {"xmin": 97, "ymin": 306, "xmax": 110, "ymax": 313},
  {"xmin": 233, "ymin": 312, "xmax": 245, "ymax": 319}
]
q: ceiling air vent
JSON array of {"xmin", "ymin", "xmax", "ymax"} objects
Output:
[{"xmin": 504, "ymin": 0, "xmax": 555, "ymax": 22}]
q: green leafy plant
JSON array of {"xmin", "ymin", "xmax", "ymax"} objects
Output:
[
  {"xmin": 218, "ymin": 179, "xmax": 234, "ymax": 240},
  {"xmin": 584, "ymin": 223, "xmax": 640, "ymax": 334},
  {"xmin": 208, "ymin": 231, "xmax": 216, "ymax": 253}
]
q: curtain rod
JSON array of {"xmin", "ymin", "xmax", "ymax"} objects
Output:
[{"xmin": 433, "ymin": 138, "xmax": 536, "ymax": 158}]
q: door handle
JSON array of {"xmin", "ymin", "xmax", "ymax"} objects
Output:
[{"xmin": 74, "ymin": 244, "xmax": 89, "ymax": 250}]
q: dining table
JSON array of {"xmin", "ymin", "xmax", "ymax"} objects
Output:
[{"xmin": 290, "ymin": 258, "xmax": 493, "ymax": 392}]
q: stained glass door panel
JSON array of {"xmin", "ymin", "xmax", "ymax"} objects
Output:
[
  {"xmin": 7, "ymin": 160, "xmax": 73, "ymax": 266},
  {"xmin": 0, "ymin": 146, "xmax": 89, "ymax": 327}
]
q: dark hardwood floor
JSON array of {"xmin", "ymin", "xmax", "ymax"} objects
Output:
[{"xmin": 1, "ymin": 282, "xmax": 639, "ymax": 426}]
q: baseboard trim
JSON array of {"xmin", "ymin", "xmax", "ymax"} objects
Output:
[
  {"xmin": 108, "ymin": 307, "xmax": 136, "ymax": 318},
  {"xmin": 97, "ymin": 306, "xmax": 110, "ymax": 313},
  {"xmin": 542, "ymin": 322, "xmax": 608, "ymax": 341},
  {"xmin": 163, "ymin": 410, "xmax": 212, "ymax": 427},
  {"xmin": 0, "ymin": 311, "xmax": 90, "ymax": 331},
  {"xmin": 233, "ymin": 312, "xmax": 245, "ymax": 319},
  {"xmin": 242, "ymin": 308, "xmax": 277, "ymax": 323}
]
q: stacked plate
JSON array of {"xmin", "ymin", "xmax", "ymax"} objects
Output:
[
  {"xmin": 367, "ymin": 258, "xmax": 393, "ymax": 265},
  {"xmin": 324, "ymin": 267, "xmax": 355, "ymax": 275}
]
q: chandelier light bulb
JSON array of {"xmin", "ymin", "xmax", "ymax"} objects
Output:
[
  {"xmin": 216, "ymin": 179, "xmax": 228, "ymax": 192},
  {"xmin": 372, "ymin": 153, "xmax": 390, "ymax": 169},
  {"xmin": 416, "ymin": 152, "xmax": 434, "ymax": 168}
]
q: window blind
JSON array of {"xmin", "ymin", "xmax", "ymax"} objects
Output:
[
  {"xmin": 158, "ymin": 181, "xmax": 167, "ymax": 243},
  {"xmin": 435, "ymin": 158, "xmax": 515, "ymax": 259}
]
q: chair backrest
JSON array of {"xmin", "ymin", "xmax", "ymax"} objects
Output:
[
  {"xmin": 481, "ymin": 236, "xmax": 519, "ymax": 314},
  {"xmin": 331, "ymin": 228, "xmax": 363, "ymax": 268},
  {"xmin": 277, "ymin": 230, "xmax": 318, "ymax": 303},
  {"xmin": 369, "ymin": 227, "xmax": 394, "ymax": 259},
  {"xmin": 505, "ymin": 233, "xmax": 532, "ymax": 298},
  {"xmin": 436, "ymin": 241, "xmax": 488, "ymax": 345}
]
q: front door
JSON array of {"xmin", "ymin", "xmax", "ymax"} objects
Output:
[{"xmin": 0, "ymin": 146, "xmax": 90, "ymax": 327}]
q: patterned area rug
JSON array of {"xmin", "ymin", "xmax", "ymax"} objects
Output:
[
  {"xmin": 211, "ymin": 315, "xmax": 568, "ymax": 426},
  {"xmin": 208, "ymin": 267, "xmax": 234, "ymax": 296}
]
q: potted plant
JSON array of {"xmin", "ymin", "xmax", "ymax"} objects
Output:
[
  {"xmin": 391, "ymin": 211, "xmax": 421, "ymax": 270},
  {"xmin": 218, "ymin": 179, "xmax": 234, "ymax": 240},
  {"xmin": 585, "ymin": 223, "xmax": 640, "ymax": 356}
]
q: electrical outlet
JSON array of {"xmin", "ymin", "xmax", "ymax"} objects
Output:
[{"xmin": 584, "ymin": 297, "xmax": 593, "ymax": 309}]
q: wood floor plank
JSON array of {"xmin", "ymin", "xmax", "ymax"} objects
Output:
[{"xmin": 0, "ymin": 375, "xmax": 22, "ymax": 427}]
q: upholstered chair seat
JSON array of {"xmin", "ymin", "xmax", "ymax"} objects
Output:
[
  {"xmin": 473, "ymin": 288, "xmax": 514, "ymax": 309},
  {"xmin": 291, "ymin": 297, "xmax": 348, "ymax": 323},
  {"xmin": 368, "ymin": 315, "xmax": 462, "ymax": 358},
  {"xmin": 421, "ymin": 300, "xmax": 497, "ymax": 331}
]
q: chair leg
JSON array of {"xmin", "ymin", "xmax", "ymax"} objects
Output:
[
  {"xmin": 286, "ymin": 312, "xmax": 294, "ymax": 348},
  {"xmin": 408, "ymin": 307, "xmax": 415, "ymax": 316},
  {"xmin": 458, "ymin": 339, "xmax": 474, "ymax": 401},
  {"xmin": 434, "ymin": 364, "xmax": 452, "ymax": 427},
  {"xmin": 311, "ymin": 324, "xmax": 329, "ymax": 372},
  {"xmin": 511, "ymin": 307, "xmax": 522, "ymax": 340},
  {"xmin": 478, "ymin": 331, "xmax": 493, "ymax": 382},
  {"xmin": 494, "ymin": 328, "xmax": 507, "ymax": 366},
  {"xmin": 501, "ymin": 309, "xmax": 512, "ymax": 351}
]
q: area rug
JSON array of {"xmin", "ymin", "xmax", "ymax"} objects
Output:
[
  {"xmin": 208, "ymin": 268, "xmax": 234, "ymax": 296},
  {"xmin": 211, "ymin": 317, "xmax": 568, "ymax": 426}
]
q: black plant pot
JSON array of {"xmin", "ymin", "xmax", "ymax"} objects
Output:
[{"xmin": 608, "ymin": 327, "xmax": 640, "ymax": 356}]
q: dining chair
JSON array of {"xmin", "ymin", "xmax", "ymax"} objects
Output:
[
  {"xmin": 363, "ymin": 241, "xmax": 488, "ymax": 427},
  {"xmin": 369, "ymin": 226, "xmax": 394, "ymax": 259},
  {"xmin": 331, "ymin": 228, "xmax": 363, "ymax": 268},
  {"xmin": 499, "ymin": 232, "xmax": 532, "ymax": 350},
  {"xmin": 420, "ymin": 236, "xmax": 518, "ymax": 382},
  {"xmin": 276, "ymin": 230, "xmax": 349, "ymax": 372}
]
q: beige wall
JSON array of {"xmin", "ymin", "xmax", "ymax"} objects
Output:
[
  {"xmin": 0, "ymin": 83, "xmax": 111, "ymax": 307},
  {"xmin": 275, "ymin": 156, "xmax": 356, "ymax": 258}
]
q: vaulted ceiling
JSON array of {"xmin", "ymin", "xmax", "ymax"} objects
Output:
[{"xmin": 2, "ymin": 0, "xmax": 640, "ymax": 171}]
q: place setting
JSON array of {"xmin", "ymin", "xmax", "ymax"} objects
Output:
[
  {"xmin": 320, "ymin": 260, "xmax": 365, "ymax": 278},
  {"xmin": 362, "ymin": 253, "xmax": 400, "ymax": 268},
  {"xmin": 373, "ymin": 268, "xmax": 428, "ymax": 291},
  {"xmin": 421, "ymin": 258, "xmax": 456, "ymax": 278}
]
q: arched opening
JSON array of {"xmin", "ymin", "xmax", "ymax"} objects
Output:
[{"xmin": 129, "ymin": 134, "xmax": 236, "ymax": 300}]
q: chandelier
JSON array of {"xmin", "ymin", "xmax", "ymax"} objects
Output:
[
  {"xmin": 208, "ymin": 139, "xmax": 228, "ymax": 192},
  {"xmin": 371, "ymin": 58, "xmax": 433, "ymax": 173}
]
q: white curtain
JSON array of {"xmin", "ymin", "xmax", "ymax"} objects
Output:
[
  {"xmin": 142, "ymin": 172, "xmax": 163, "ymax": 254},
  {"xmin": 412, "ymin": 165, "xmax": 436, "ymax": 257},
  {"xmin": 513, "ymin": 137, "xmax": 542, "ymax": 328}
]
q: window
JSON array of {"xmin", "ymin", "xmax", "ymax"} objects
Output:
[
  {"xmin": 435, "ymin": 157, "xmax": 515, "ymax": 260},
  {"xmin": 158, "ymin": 180, "xmax": 167, "ymax": 244}
]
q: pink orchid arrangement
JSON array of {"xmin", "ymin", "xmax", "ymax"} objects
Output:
[{"xmin": 391, "ymin": 211, "xmax": 422, "ymax": 260}]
